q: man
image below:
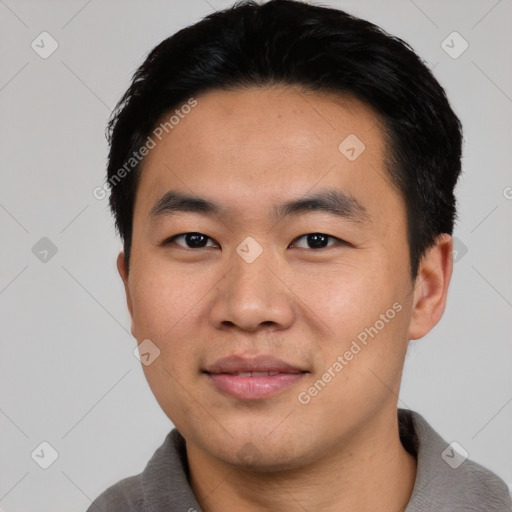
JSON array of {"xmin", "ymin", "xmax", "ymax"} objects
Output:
[{"xmin": 88, "ymin": 1, "xmax": 512, "ymax": 510}]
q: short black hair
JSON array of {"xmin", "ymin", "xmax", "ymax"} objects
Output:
[{"xmin": 106, "ymin": 0, "xmax": 462, "ymax": 277}]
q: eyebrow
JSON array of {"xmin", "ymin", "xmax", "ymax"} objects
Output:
[{"xmin": 149, "ymin": 188, "xmax": 369, "ymax": 224}]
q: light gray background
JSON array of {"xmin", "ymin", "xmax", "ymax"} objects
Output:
[{"xmin": 1, "ymin": 0, "xmax": 511, "ymax": 510}]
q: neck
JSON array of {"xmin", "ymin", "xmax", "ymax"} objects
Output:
[{"xmin": 187, "ymin": 409, "xmax": 417, "ymax": 512}]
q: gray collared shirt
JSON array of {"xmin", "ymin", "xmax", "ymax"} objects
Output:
[{"xmin": 88, "ymin": 409, "xmax": 512, "ymax": 511}]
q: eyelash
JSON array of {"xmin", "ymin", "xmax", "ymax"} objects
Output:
[{"xmin": 159, "ymin": 232, "xmax": 347, "ymax": 250}]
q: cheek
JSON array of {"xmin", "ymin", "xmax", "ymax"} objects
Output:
[
  {"xmin": 128, "ymin": 260, "xmax": 211, "ymax": 381},
  {"xmin": 130, "ymin": 266, "xmax": 205, "ymax": 423},
  {"xmin": 292, "ymin": 257, "xmax": 402, "ymax": 338},
  {"xmin": 295, "ymin": 257, "xmax": 410, "ymax": 390},
  {"xmin": 129, "ymin": 261, "xmax": 205, "ymax": 341}
]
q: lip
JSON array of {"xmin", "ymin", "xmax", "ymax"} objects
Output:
[
  {"xmin": 204, "ymin": 355, "xmax": 305, "ymax": 374},
  {"xmin": 203, "ymin": 355, "xmax": 308, "ymax": 400}
]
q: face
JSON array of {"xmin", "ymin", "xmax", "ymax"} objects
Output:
[{"xmin": 119, "ymin": 86, "xmax": 437, "ymax": 470}]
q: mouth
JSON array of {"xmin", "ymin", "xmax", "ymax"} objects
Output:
[
  {"xmin": 203, "ymin": 355, "xmax": 308, "ymax": 400},
  {"xmin": 216, "ymin": 371, "xmax": 284, "ymax": 377}
]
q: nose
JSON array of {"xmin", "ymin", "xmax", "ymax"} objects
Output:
[{"xmin": 209, "ymin": 244, "xmax": 296, "ymax": 333}]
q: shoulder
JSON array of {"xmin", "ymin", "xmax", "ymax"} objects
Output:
[
  {"xmin": 87, "ymin": 429, "xmax": 187, "ymax": 511},
  {"xmin": 400, "ymin": 409, "xmax": 512, "ymax": 511},
  {"xmin": 450, "ymin": 455, "xmax": 512, "ymax": 510},
  {"xmin": 86, "ymin": 474, "xmax": 144, "ymax": 511}
]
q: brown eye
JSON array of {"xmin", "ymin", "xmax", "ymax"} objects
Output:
[
  {"xmin": 163, "ymin": 232, "xmax": 218, "ymax": 248},
  {"xmin": 290, "ymin": 233, "xmax": 341, "ymax": 249}
]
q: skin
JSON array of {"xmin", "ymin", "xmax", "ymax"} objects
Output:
[{"xmin": 117, "ymin": 86, "xmax": 453, "ymax": 511}]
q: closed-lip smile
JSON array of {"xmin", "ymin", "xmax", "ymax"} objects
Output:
[{"xmin": 203, "ymin": 355, "xmax": 308, "ymax": 400}]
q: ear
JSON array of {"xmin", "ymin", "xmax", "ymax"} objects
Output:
[
  {"xmin": 407, "ymin": 234, "xmax": 453, "ymax": 340},
  {"xmin": 117, "ymin": 251, "xmax": 134, "ymax": 323}
]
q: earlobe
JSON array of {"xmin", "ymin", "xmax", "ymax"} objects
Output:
[
  {"xmin": 117, "ymin": 251, "xmax": 134, "ymax": 320},
  {"xmin": 407, "ymin": 234, "xmax": 453, "ymax": 340}
]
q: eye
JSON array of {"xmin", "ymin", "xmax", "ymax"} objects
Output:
[
  {"xmin": 161, "ymin": 232, "xmax": 218, "ymax": 249},
  {"xmin": 289, "ymin": 233, "xmax": 344, "ymax": 249}
]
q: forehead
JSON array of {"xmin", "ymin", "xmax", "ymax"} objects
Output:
[
  {"xmin": 147, "ymin": 86, "xmax": 384, "ymax": 167},
  {"xmin": 134, "ymin": 86, "xmax": 401, "ymax": 227}
]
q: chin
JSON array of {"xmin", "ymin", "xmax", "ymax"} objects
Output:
[
  {"xmin": 218, "ymin": 443, "xmax": 310, "ymax": 473},
  {"xmin": 200, "ymin": 425, "xmax": 317, "ymax": 471}
]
